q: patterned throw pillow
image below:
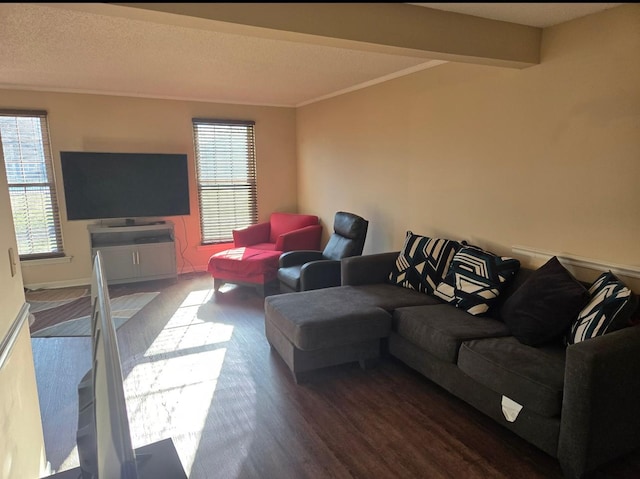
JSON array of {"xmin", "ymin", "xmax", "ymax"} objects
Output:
[
  {"xmin": 567, "ymin": 271, "xmax": 638, "ymax": 345},
  {"xmin": 388, "ymin": 231, "xmax": 461, "ymax": 295},
  {"xmin": 434, "ymin": 246, "xmax": 520, "ymax": 316}
]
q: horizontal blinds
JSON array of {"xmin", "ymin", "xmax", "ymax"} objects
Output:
[
  {"xmin": 192, "ymin": 119, "xmax": 257, "ymax": 244},
  {"xmin": 0, "ymin": 111, "xmax": 64, "ymax": 259}
]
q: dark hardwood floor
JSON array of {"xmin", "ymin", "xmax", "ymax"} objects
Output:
[{"xmin": 33, "ymin": 273, "xmax": 640, "ymax": 478}]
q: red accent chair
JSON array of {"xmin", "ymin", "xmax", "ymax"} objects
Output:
[
  {"xmin": 208, "ymin": 213, "xmax": 322, "ymax": 295},
  {"xmin": 232, "ymin": 212, "xmax": 322, "ymax": 252}
]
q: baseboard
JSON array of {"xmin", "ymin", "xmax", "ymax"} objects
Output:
[
  {"xmin": 177, "ymin": 263, "xmax": 209, "ymax": 275},
  {"xmin": 24, "ymin": 264, "xmax": 208, "ymax": 290},
  {"xmin": 24, "ymin": 277, "xmax": 91, "ymax": 291}
]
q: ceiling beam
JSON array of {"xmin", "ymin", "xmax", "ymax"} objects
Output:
[{"xmin": 107, "ymin": 2, "xmax": 541, "ymax": 68}]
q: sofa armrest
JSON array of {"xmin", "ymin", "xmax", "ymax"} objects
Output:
[
  {"xmin": 558, "ymin": 325, "xmax": 640, "ymax": 478},
  {"xmin": 233, "ymin": 222, "xmax": 270, "ymax": 247},
  {"xmin": 341, "ymin": 251, "xmax": 399, "ymax": 286},
  {"xmin": 279, "ymin": 250, "xmax": 324, "ymax": 268},
  {"xmin": 300, "ymin": 260, "xmax": 342, "ymax": 291},
  {"xmin": 276, "ymin": 224, "xmax": 322, "ymax": 252}
]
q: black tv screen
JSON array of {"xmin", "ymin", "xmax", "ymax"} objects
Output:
[{"xmin": 60, "ymin": 151, "xmax": 191, "ymax": 220}]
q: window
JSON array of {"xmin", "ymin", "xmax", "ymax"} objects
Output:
[
  {"xmin": 0, "ymin": 110, "xmax": 64, "ymax": 259},
  {"xmin": 192, "ymin": 119, "xmax": 257, "ymax": 244}
]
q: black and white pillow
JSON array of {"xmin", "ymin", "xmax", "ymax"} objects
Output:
[
  {"xmin": 434, "ymin": 245, "xmax": 520, "ymax": 316},
  {"xmin": 388, "ymin": 231, "xmax": 461, "ymax": 295},
  {"xmin": 567, "ymin": 271, "xmax": 638, "ymax": 345}
]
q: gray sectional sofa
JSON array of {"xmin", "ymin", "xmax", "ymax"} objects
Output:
[{"xmin": 264, "ymin": 250, "xmax": 640, "ymax": 479}]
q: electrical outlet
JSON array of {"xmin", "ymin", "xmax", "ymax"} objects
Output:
[{"xmin": 8, "ymin": 247, "xmax": 17, "ymax": 277}]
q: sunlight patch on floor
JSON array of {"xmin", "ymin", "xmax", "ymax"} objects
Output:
[
  {"xmin": 144, "ymin": 289, "xmax": 233, "ymax": 356},
  {"xmin": 179, "ymin": 288, "xmax": 215, "ymax": 307},
  {"xmin": 123, "ymin": 288, "xmax": 232, "ymax": 476},
  {"xmin": 145, "ymin": 313, "xmax": 234, "ymax": 356}
]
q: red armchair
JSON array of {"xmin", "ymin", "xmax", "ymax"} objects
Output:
[
  {"xmin": 207, "ymin": 212, "xmax": 322, "ymax": 296},
  {"xmin": 232, "ymin": 212, "xmax": 322, "ymax": 252}
]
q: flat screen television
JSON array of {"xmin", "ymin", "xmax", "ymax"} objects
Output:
[
  {"xmin": 60, "ymin": 151, "xmax": 190, "ymax": 221},
  {"xmin": 74, "ymin": 251, "xmax": 187, "ymax": 479},
  {"xmin": 77, "ymin": 250, "xmax": 139, "ymax": 479}
]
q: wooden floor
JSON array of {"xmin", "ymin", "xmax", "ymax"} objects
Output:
[{"xmin": 33, "ymin": 273, "xmax": 640, "ymax": 478}]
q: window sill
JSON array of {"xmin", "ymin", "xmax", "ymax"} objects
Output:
[
  {"xmin": 21, "ymin": 256, "xmax": 73, "ymax": 267},
  {"xmin": 196, "ymin": 242, "xmax": 234, "ymax": 252}
]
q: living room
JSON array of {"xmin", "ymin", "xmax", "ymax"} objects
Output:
[{"xmin": 1, "ymin": 3, "xmax": 638, "ymax": 478}]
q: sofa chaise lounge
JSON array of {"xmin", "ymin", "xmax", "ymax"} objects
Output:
[{"xmin": 264, "ymin": 237, "xmax": 640, "ymax": 479}]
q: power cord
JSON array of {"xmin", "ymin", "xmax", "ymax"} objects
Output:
[{"xmin": 178, "ymin": 216, "xmax": 196, "ymax": 276}]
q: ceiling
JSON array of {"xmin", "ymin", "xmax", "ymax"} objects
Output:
[
  {"xmin": 413, "ymin": 3, "xmax": 622, "ymax": 28},
  {"xmin": 0, "ymin": 3, "xmax": 623, "ymax": 108}
]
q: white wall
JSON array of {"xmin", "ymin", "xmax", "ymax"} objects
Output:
[
  {"xmin": 0, "ymin": 90, "xmax": 298, "ymax": 288},
  {"xmin": 296, "ymin": 4, "xmax": 640, "ymax": 290},
  {"xmin": 0, "ymin": 147, "xmax": 47, "ymax": 478}
]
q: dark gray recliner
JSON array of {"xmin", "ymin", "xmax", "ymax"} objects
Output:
[{"xmin": 277, "ymin": 211, "xmax": 369, "ymax": 293}]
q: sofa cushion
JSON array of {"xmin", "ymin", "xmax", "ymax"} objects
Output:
[
  {"xmin": 274, "ymin": 284, "xmax": 440, "ymax": 312},
  {"xmin": 434, "ymin": 246, "xmax": 520, "ymax": 316},
  {"xmin": 264, "ymin": 291, "xmax": 391, "ymax": 351},
  {"xmin": 265, "ymin": 284, "xmax": 436, "ymax": 350},
  {"xmin": 348, "ymin": 283, "xmax": 442, "ymax": 311},
  {"xmin": 567, "ymin": 271, "xmax": 638, "ymax": 345},
  {"xmin": 501, "ymin": 256, "xmax": 590, "ymax": 346},
  {"xmin": 458, "ymin": 337, "xmax": 566, "ymax": 417},
  {"xmin": 208, "ymin": 247, "xmax": 281, "ymax": 280},
  {"xmin": 277, "ymin": 264, "xmax": 303, "ymax": 291},
  {"xmin": 393, "ymin": 304, "xmax": 511, "ymax": 363},
  {"xmin": 388, "ymin": 231, "xmax": 461, "ymax": 294},
  {"xmin": 250, "ymin": 242, "xmax": 277, "ymax": 251}
]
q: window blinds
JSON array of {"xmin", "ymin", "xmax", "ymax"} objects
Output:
[
  {"xmin": 0, "ymin": 110, "xmax": 64, "ymax": 259},
  {"xmin": 192, "ymin": 119, "xmax": 257, "ymax": 244}
]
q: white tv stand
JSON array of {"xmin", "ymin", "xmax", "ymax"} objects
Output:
[{"xmin": 88, "ymin": 222, "xmax": 177, "ymax": 284}]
